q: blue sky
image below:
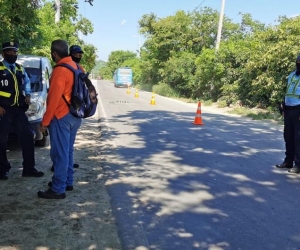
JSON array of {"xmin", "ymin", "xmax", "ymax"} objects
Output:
[{"xmin": 77, "ymin": 0, "xmax": 300, "ymax": 62}]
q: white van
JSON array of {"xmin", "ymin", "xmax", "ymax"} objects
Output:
[{"xmin": 0, "ymin": 55, "xmax": 53, "ymax": 146}]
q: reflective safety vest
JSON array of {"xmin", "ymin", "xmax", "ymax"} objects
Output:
[
  {"xmin": 0, "ymin": 61, "xmax": 26, "ymax": 107},
  {"xmin": 285, "ymin": 73, "xmax": 300, "ymax": 99}
]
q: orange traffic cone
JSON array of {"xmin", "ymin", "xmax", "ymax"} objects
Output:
[
  {"xmin": 193, "ymin": 102, "xmax": 204, "ymax": 125},
  {"xmin": 126, "ymin": 86, "xmax": 131, "ymax": 94}
]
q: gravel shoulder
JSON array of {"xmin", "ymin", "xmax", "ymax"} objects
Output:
[{"xmin": 0, "ymin": 117, "xmax": 121, "ymax": 250}]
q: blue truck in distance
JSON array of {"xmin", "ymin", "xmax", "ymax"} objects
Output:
[{"xmin": 113, "ymin": 67, "xmax": 133, "ymax": 87}]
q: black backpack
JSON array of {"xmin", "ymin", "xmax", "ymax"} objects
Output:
[{"xmin": 55, "ymin": 63, "xmax": 97, "ymax": 118}]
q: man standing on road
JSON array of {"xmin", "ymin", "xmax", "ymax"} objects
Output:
[
  {"xmin": 276, "ymin": 55, "xmax": 300, "ymax": 173},
  {"xmin": 0, "ymin": 41, "xmax": 44, "ymax": 180},
  {"xmin": 38, "ymin": 39, "xmax": 82, "ymax": 199},
  {"xmin": 49, "ymin": 44, "xmax": 97, "ymax": 173}
]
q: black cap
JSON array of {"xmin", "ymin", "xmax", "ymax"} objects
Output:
[
  {"xmin": 2, "ymin": 41, "xmax": 19, "ymax": 52},
  {"xmin": 69, "ymin": 45, "xmax": 84, "ymax": 54}
]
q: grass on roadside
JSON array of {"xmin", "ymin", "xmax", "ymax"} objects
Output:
[
  {"xmin": 227, "ymin": 106, "xmax": 284, "ymax": 125},
  {"xmin": 136, "ymin": 83, "xmax": 284, "ymax": 125}
]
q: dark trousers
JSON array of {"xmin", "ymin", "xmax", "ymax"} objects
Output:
[
  {"xmin": 0, "ymin": 106, "xmax": 35, "ymax": 174},
  {"xmin": 284, "ymin": 107, "xmax": 300, "ymax": 166}
]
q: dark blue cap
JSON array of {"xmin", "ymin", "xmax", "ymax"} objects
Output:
[
  {"xmin": 69, "ymin": 45, "xmax": 84, "ymax": 54},
  {"xmin": 2, "ymin": 41, "xmax": 19, "ymax": 51}
]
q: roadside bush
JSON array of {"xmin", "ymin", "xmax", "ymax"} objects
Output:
[
  {"xmin": 217, "ymin": 100, "xmax": 228, "ymax": 108},
  {"xmin": 202, "ymin": 100, "xmax": 213, "ymax": 106},
  {"xmin": 152, "ymin": 83, "xmax": 178, "ymax": 97},
  {"xmin": 217, "ymin": 96, "xmax": 232, "ymax": 107},
  {"xmin": 138, "ymin": 83, "xmax": 153, "ymax": 92}
]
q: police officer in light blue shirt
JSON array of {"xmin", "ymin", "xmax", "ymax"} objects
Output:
[
  {"xmin": 0, "ymin": 41, "xmax": 44, "ymax": 180},
  {"xmin": 276, "ymin": 55, "xmax": 300, "ymax": 173}
]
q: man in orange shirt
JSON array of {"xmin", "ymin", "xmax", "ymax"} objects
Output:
[
  {"xmin": 38, "ymin": 39, "xmax": 82, "ymax": 199},
  {"xmin": 49, "ymin": 44, "xmax": 97, "ymax": 173}
]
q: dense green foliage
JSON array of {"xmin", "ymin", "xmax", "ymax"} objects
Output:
[
  {"xmin": 2, "ymin": 2, "xmax": 299, "ymax": 109},
  {"xmin": 102, "ymin": 8, "xmax": 300, "ymax": 110},
  {"xmin": 0, "ymin": 0, "xmax": 96, "ymax": 72}
]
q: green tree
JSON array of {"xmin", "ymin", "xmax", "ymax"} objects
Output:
[
  {"xmin": 107, "ymin": 50, "xmax": 137, "ymax": 75},
  {"xmin": 0, "ymin": 0, "xmax": 42, "ymax": 51},
  {"xmin": 33, "ymin": 1, "xmax": 96, "ymax": 70}
]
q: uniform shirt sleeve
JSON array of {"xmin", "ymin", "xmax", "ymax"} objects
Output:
[
  {"xmin": 23, "ymin": 68, "xmax": 31, "ymax": 95},
  {"xmin": 3, "ymin": 60, "xmax": 31, "ymax": 95}
]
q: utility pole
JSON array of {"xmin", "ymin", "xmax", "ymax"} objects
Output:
[
  {"xmin": 215, "ymin": 0, "xmax": 226, "ymax": 50},
  {"xmin": 133, "ymin": 35, "xmax": 141, "ymax": 57},
  {"xmin": 137, "ymin": 37, "xmax": 141, "ymax": 58},
  {"xmin": 55, "ymin": 0, "xmax": 60, "ymax": 23},
  {"xmin": 54, "ymin": 0, "xmax": 93, "ymax": 24}
]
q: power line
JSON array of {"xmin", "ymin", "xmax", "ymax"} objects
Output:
[{"xmin": 195, "ymin": 0, "xmax": 206, "ymax": 11}]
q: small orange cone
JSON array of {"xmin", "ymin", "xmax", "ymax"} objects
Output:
[
  {"xmin": 193, "ymin": 102, "xmax": 204, "ymax": 125},
  {"xmin": 126, "ymin": 86, "xmax": 131, "ymax": 94}
]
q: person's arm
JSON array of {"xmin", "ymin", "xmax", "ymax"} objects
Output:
[
  {"xmin": 21, "ymin": 66, "xmax": 31, "ymax": 104},
  {"xmin": 79, "ymin": 65, "xmax": 97, "ymax": 103},
  {"xmin": 84, "ymin": 78, "xmax": 98, "ymax": 103},
  {"xmin": 22, "ymin": 67, "xmax": 31, "ymax": 96},
  {"xmin": 84, "ymin": 77, "xmax": 95, "ymax": 90},
  {"xmin": 41, "ymin": 67, "xmax": 69, "ymax": 126},
  {"xmin": 278, "ymin": 101, "xmax": 285, "ymax": 115}
]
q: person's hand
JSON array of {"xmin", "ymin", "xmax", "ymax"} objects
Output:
[
  {"xmin": 89, "ymin": 89, "xmax": 98, "ymax": 104},
  {"xmin": 88, "ymin": 85, "xmax": 96, "ymax": 92},
  {"xmin": 0, "ymin": 106, "xmax": 6, "ymax": 117},
  {"xmin": 39, "ymin": 123, "xmax": 47, "ymax": 134},
  {"xmin": 25, "ymin": 95, "xmax": 31, "ymax": 105}
]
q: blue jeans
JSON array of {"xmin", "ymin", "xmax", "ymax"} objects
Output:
[{"xmin": 48, "ymin": 113, "xmax": 82, "ymax": 193}]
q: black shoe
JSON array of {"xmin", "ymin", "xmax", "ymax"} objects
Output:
[
  {"xmin": 22, "ymin": 168, "xmax": 44, "ymax": 177},
  {"xmin": 38, "ymin": 188, "xmax": 66, "ymax": 199},
  {"xmin": 0, "ymin": 172, "xmax": 8, "ymax": 180},
  {"xmin": 48, "ymin": 181, "xmax": 73, "ymax": 191},
  {"xmin": 276, "ymin": 162, "xmax": 293, "ymax": 169},
  {"xmin": 50, "ymin": 165, "xmax": 54, "ymax": 172},
  {"xmin": 288, "ymin": 166, "xmax": 300, "ymax": 173}
]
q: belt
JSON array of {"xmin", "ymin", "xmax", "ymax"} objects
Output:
[{"xmin": 285, "ymin": 105, "xmax": 300, "ymax": 110}]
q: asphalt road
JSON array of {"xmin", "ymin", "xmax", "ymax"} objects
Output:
[{"xmin": 96, "ymin": 80, "xmax": 300, "ymax": 250}]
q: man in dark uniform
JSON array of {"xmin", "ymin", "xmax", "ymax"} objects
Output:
[
  {"xmin": 276, "ymin": 55, "xmax": 300, "ymax": 173},
  {"xmin": 0, "ymin": 41, "xmax": 44, "ymax": 179}
]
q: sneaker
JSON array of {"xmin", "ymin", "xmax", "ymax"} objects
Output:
[
  {"xmin": 288, "ymin": 166, "xmax": 300, "ymax": 173},
  {"xmin": 22, "ymin": 168, "xmax": 44, "ymax": 177},
  {"xmin": 275, "ymin": 162, "xmax": 293, "ymax": 169},
  {"xmin": 38, "ymin": 189, "xmax": 66, "ymax": 199},
  {"xmin": 0, "ymin": 172, "xmax": 8, "ymax": 180}
]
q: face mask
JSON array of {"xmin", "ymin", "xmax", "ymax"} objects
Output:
[
  {"xmin": 71, "ymin": 56, "xmax": 81, "ymax": 64},
  {"xmin": 4, "ymin": 54, "xmax": 17, "ymax": 64},
  {"xmin": 51, "ymin": 53, "xmax": 56, "ymax": 63}
]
